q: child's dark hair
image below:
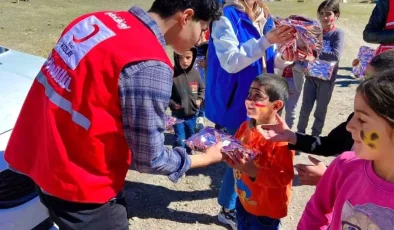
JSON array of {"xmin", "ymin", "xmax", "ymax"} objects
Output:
[
  {"xmin": 149, "ymin": 0, "xmax": 221, "ymax": 22},
  {"xmin": 357, "ymin": 69, "xmax": 394, "ymax": 128},
  {"xmin": 253, "ymin": 74, "xmax": 289, "ymax": 112},
  {"xmin": 369, "ymin": 49, "xmax": 394, "ymax": 73},
  {"xmin": 318, "ymin": 0, "xmax": 340, "ymax": 17}
]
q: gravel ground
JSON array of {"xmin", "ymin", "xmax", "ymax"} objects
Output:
[{"xmin": 0, "ymin": 1, "xmax": 377, "ymax": 229}]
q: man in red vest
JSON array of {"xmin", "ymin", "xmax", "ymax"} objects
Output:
[
  {"xmin": 4, "ymin": 0, "xmax": 222, "ymax": 229},
  {"xmin": 364, "ymin": 0, "xmax": 394, "ymax": 55}
]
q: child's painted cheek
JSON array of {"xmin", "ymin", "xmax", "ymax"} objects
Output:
[
  {"xmin": 360, "ymin": 130, "xmax": 380, "ymax": 150},
  {"xmin": 255, "ymin": 102, "xmax": 267, "ymax": 112},
  {"xmin": 329, "ymin": 17, "xmax": 335, "ymax": 23}
]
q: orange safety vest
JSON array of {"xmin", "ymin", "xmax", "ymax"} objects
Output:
[
  {"xmin": 376, "ymin": 1, "xmax": 394, "ymax": 55},
  {"xmin": 5, "ymin": 11, "xmax": 172, "ymax": 203}
]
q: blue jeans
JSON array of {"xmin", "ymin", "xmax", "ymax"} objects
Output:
[
  {"xmin": 217, "ymin": 127, "xmax": 238, "ymax": 210},
  {"xmin": 197, "ymin": 108, "xmax": 205, "ymax": 118},
  {"xmin": 173, "ymin": 116, "xmax": 197, "ymax": 153},
  {"xmin": 236, "ymin": 199, "xmax": 280, "ymax": 230}
]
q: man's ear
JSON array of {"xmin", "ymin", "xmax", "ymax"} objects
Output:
[
  {"xmin": 179, "ymin": 9, "xmax": 195, "ymax": 27},
  {"xmin": 274, "ymin": 100, "xmax": 284, "ymax": 112}
]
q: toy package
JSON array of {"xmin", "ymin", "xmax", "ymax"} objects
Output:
[
  {"xmin": 306, "ymin": 60, "xmax": 337, "ymax": 81},
  {"xmin": 164, "ymin": 115, "xmax": 183, "ymax": 130},
  {"xmin": 275, "ymin": 15, "xmax": 323, "ymax": 61},
  {"xmin": 352, "ymin": 46, "xmax": 376, "ymax": 78},
  {"xmin": 184, "ymin": 127, "xmax": 229, "ymax": 152}
]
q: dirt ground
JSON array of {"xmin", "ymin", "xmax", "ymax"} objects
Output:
[{"xmin": 0, "ymin": 0, "xmax": 378, "ymax": 229}]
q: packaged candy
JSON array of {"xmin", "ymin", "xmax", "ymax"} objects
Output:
[
  {"xmin": 275, "ymin": 15, "xmax": 323, "ymax": 61},
  {"xmin": 164, "ymin": 115, "xmax": 183, "ymax": 130},
  {"xmin": 352, "ymin": 46, "xmax": 376, "ymax": 78},
  {"xmin": 221, "ymin": 138, "xmax": 255, "ymax": 162},
  {"xmin": 306, "ymin": 60, "xmax": 336, "ymax": 81},
  {"xmin": 184, "ymin": 127, "xmax": 230, "ymax": 152},
  {"xmin": 184, "ymin": 127, "xmax": 258, "ymax": 161}
]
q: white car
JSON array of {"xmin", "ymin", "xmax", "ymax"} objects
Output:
[{"xmin": 0, "ymin": 45, "xmax": 58, "ymax": 230}]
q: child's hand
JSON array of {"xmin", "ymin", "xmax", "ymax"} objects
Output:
[
  {"xmin": 172, "ymin": 103, "xmax": 181, "ymax": 110},
  {"xmin": 256, "ymin": 114, "xmax": 297, "ymax": 145},
  {"xmin": 197, "ymin": 59, "xmax": 206, "ymax": 68},
  {"xmin": 295, "ymin": 155, "xmax": 327, "ymax": 186},
  {"xmin": 196, "ymin": 99, "xmax": 202, "ymax": 107},
  {"xmin": 352, "ymin": 59, "xmax": 360, "ymax": 67},
  {"xmin": 225, "ymin": 149, "xmax": 257, "ymax": 178}
]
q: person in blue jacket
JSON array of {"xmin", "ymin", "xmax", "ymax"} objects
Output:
[{"xmin": 205, "ymin": 0, "xmax": 295, "ymax": 228}]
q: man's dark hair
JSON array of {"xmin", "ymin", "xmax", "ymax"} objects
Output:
[
  {"xmin": 369, "ymin": 49, "xmax": 394, "ymax": 72},
  {"xmin": 318, "ymin": 0, "xmax": 340, "ymax": 18},
  {"xmin": 149, "ymin": 0, "xmax": 221, "ymax": 21},
  {"xmin": 253, "ymin": 74, "xmax": 289, "ymax": 113}
]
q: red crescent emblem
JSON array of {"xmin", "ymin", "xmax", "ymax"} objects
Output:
[{"xmin": 72, "ymin": 24, "xmax": 100, "ymax": 43}]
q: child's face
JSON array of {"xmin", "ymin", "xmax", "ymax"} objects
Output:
[
  {"xmin": 318, "ymin": 9, "xmax": 337, "ymax": 29},
  {"xmin": 245, "ymin": 82, "xmax": 282, "ymax": 124},
  {"xmin": 178, "ymin": 51, "xmax": 194, "ymax": 70},
  {"xmin": 346, "ymin": 92, "xmax": 394, "ymax": 160}
]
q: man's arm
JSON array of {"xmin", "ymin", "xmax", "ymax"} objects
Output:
[
  {"xmin": 289, "ymin": 113, "xmax": 354, "ymax": 156},
  {"xmin": 119, "ymin": 61, "xmax": 191, "ymax": 182},
  {"xmin": 119, "ymin": 61, "xmax": 223, "ymax": 182}
]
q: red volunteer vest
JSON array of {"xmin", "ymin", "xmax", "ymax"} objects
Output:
[
  {"xmin": 5, "ymin": 11, "xmax": 172, "ymax": 203},
  {"xmin": 376, "ymin": 1, "xmax": 394, "ymax": 55}
]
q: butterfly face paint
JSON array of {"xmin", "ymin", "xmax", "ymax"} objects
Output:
[{"xmin": 360, "ymin": 130, "xmax": 380, "ymax": 150}]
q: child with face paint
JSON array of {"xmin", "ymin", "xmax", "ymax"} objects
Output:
[
  {"xmin": 297, "ymin": 0, "xmax": 345, "ymax": 136},
  {"xmin": 225, "ymin": 74, "xmax": 295, "ymax": 230},
  {"xmin": 297, "ymin": 70, "xmax": 394, "ymax": 230},
  {"xmin": 257, "ymin": 49, "xmax": 394, "ymax": 186}
]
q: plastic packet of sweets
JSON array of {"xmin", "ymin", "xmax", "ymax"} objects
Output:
[
  {"xmin": 184, "ymin": 127, "xmax": 230, "ymax": 152},
  {"xmin": 275, "ymin": 15, "xmax": 323, "ymax": 61},
  {"xmin": 352, "ymin": 46, "xmax": 376, "ymax": 78},
  {"xmin": 306, "ymin": 60, "xmax": 336, "ymax": 81},
  {"xmin": 221, "ymin": 138, "xmax": 256, "ymax": 162},
  {"xmin": 164, "ymin": 115, "xmax": 184, "ymax": 130}
]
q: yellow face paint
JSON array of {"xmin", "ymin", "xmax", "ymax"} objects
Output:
[{"xmin": 360, "ymin": 130, "xmax": 379, "ymax": 150}]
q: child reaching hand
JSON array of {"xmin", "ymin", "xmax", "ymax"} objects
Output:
[
  {"xmin": 225, "ymin": 74, "xmax": 295, "ymax": 230},
  {"xmin": 298, "ymin": 70, "xmax": 394, "ymax": 229}
]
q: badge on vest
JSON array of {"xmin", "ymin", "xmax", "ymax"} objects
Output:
[{"xmin": 54, "ymin": 15, "xmax": 116, "ymax": 70}]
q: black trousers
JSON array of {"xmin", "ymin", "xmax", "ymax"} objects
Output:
[{"xmin": 36, "ymin": 187, "xmax": 129, "ymax": 230}]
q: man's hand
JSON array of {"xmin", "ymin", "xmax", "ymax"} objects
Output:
[
  {"xmin": 295, "ymin": 155, "xmax": 327, "ymax": 186},
  {"xmin": 196, "ymin": 99, "xmax": 202, "ymax": 108},
  {"xmin": 190, "ymin": 142, "xmax": 224, "ymax": 169},
  {"xmin": 256, "ymin": 114, "xmax": 297, "ymax": 144}
]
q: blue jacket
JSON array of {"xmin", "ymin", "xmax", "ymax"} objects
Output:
[{"xmin": 205, "ymin": 6, "xmax": 286, "ymax": 130}]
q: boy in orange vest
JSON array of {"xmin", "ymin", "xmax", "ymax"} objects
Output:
[{"xmin": 225, "ymin": 74, "xmax": 295, "ymax": 229}]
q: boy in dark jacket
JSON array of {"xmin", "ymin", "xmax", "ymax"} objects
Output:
[{"xmin": 170, "ymin": 47, "xmax": 205, "ymax": 153}]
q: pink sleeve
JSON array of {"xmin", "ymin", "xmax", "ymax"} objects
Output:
[{"xmin": 297, "ymin": 155, "xmax": 343, "ymax": 230}]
